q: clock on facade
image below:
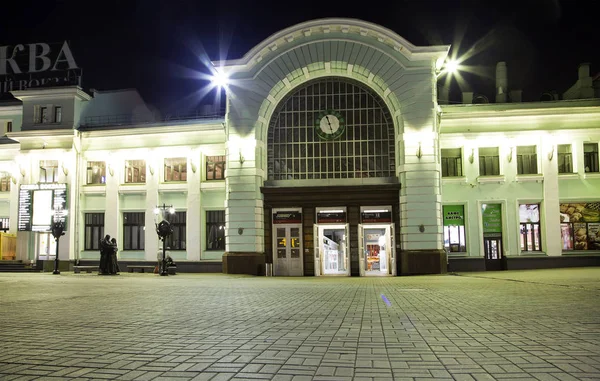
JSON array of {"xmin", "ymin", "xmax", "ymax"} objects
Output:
[{"xmin": 314, "ymin": 109, "xmax": 345, "ymax": 140}]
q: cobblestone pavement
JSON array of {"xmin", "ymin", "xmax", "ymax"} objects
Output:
[{"xmin": 0, "ymin": 268, "xmax": 599, "ymax": 381}]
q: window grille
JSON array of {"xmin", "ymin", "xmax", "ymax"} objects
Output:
[
  {"xmin": 478, "ymin": 147, "xmax": 500, "ymax": 176},
  {"xmin": 267, "ymin": 77, "xmax": 395, "ymax": 180}
]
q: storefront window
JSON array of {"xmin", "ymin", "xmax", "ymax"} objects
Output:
[
  {"xmin": 519, "ymin": 204, "xmax": 541, "ymax": 251},
  {"xmin": 559, "ymin": 202, "xmax": 600, "ymax": 250},
  {"xmin": 443, "ymin": 205, "xmax": 466, "ymax": 252}
]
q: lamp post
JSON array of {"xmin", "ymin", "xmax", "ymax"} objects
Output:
[
  {"xmin": 50, "ymin": 208, "xmax": 67, "ymax": 275},
  {"xmin": 154, "ymin": 203, "xmax": 174, "ymax": 276}
]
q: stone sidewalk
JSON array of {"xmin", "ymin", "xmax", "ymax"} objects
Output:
[{"xmin": 0, "ymin": 268, "xmax": 599, "ymax": 380}]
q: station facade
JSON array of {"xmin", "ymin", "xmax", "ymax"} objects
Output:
[{"xmin": 1, "ymin": 19, "xmax": 599, "ymax": 275}]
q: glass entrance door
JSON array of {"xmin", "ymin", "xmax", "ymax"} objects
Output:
[
  {"xmin": 273, "ymin": 225, "xmax": 303, "ymax": 276},
  {"xmin": 359, "ymin": 224, "xmax": 395, "ymax": 276},
  {"xmin": 318, "ymin": 224, "xmax": 349, "ymax": 275},
  {"xmin": 37, "ymin": 232, "xmax": 56, "ymax": 261},
  {"xmin": 484, "ymin": 237, "xmax": 504, "ymax": 271}
]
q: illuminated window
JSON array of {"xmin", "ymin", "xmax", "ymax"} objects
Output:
[
  {"xmin": 519, "ymin": 204, "xmax": 541, "ymax": 251},
  {"xmin": 86, "ymin": 161, "xmax": 106, "ymax": 184},
  {"xmin": 441, "ymin": 148, "xmax": 463, "ymax": 177},
  {"xmin": 84, "ymin": 213, "xmax": 104, "ymax": 251},
  {"xmin": 0, "ymin": 218, "xmax": 9, "ymax": 232},
  {"xmin": 0, "ymin": 172, "xmax": 10, "ymax": 192},
  {"xmin": 39, "ymin": 160, "xmax": 58, "ymax": 183},
  {"xmin": 125, "ymin": 160, "xmax": 146, "ymax": 183},
  {"xmin": 123, "ymin": 212, "xmax": 145, "ymax": 250},
  {"xmin": 478, "ymin": 147, "xmax": 500, "ymax": 176},
  {"xmin": 583, "ymin": 143, "xmax": 599, "ymax": 173},
  {"xmin": 517, "ymin": 146, "xmax": 538, "ymax": 174},
  {"xmin": 206, "ymin": 210, "xmax": 225, "ymax": 250},
  {"xmin": 165, "ymin": 211, "xmax": 186, "ymax": 250},
  {"xmin": 54, "ymin": 106, "xmax": 62, "ymax": 123},
  {"xmin": 442, "ymin": 205, "xmax": 466, "ymax": 252},
  {"xmin": 164, "ymin": 158, "xmax": 187, "ymax": 182},
  {"xmin": 206, "ymin": 155, "xmax": 225, "ymax": 180},
  {"xmin": 557, "ymin": 144, "xmax": 573, "ymax": 173},
  {"xmin": 560, "ymin": 202, "xmax": 600, "ymax": 251},
  {"xmin": 267, "ymin": 77, "xmax": 395, "ymax": 180}
]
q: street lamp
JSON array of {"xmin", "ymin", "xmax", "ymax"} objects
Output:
[
  {"xmin": 50, "ymin": 208, "xmax": 67, "ymax": 275},
  {"xmin": 154, "ymin": 203, "xmax": 175, "ymax": 276}
]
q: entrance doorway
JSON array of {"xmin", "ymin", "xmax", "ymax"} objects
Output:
[
  {"xmin": 315, "ymin": 224, "xmax": 349, "ymax": 275},
  {"xmin": 359, "ymin": 224, "xmax": 396, "ymax": 276},
  {"xmin": 37, "ymin": 232, "xmax": 56, "ymax": 261},
  {"xmin": 484, "ymin": 237, "xmax": 504, "ymax": 271},
  {"xmin": 273, "ymin": 225, "xmax": 303, "ymax": 276}
]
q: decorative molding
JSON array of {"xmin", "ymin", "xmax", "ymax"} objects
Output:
[
  {"xmin": 477, "ymin": 175, "xmax": 506, "ymax": 184},
  {"xmin": 515, "ymin": 174, "xmax": 544, "ymax": 183}
]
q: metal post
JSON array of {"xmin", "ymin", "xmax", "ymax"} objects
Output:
[
  {"xmin": 161, "ymin": 243, "xmax": 168, "ymax": 276},
  {"xmin": 53, "ymin": 236, "xmax": 60, "ymax": 275}
]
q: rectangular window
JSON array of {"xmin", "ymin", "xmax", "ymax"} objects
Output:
[
  {"xmin": 123, "ymin": 212, "xmax": 145, "ymax": 250},
  {"xmin": 519, "ymin": 204, "xmax": 541, "ymax": 251},
  {"xmin": 125, "ymin": 160, "xmax": 146, "ymax": 183},
  {"xmin": 40, "ymin": 106, "xmax": 49, "ymax": 123},
  {"xmin": 441, "ymin": 148, "xmax": 463, "ymax": 177},
  {"xmin": 0, "ymin": 218, "xmax": 9, "ymax": 232},
  {"xmin": 442, "ymin": 205, "xmax": 466, "ymax": 252},
  {"xmin": 206, "ymin": 210, "xmax": 225, "ymax": 250},
  {"xmin": 557, "ymin": 144, "xmax": 573, "ymax": 173},
  {"xmin": 39, "ymin": 160, "xmax": 58, "ymax": 183},
  {"xmin": 560, "ymin": 202, "xmax": 600, "ymax": 251},
  {"xmin": 478, "ymin": 147, "xmax": 500, "ymax": 176},
  {"xmin": 0, "ymin": 172, "xmax": 10, "ymax": 192},
  {"xmin": 6, "ymin": 121, "xmax": 12, "ymax": 133},
  {"xmin": 517, "ymin": 146, "xmax": 538, "ymax": 175},
  {"xmin": 165, "ymin": 211, "xmax": 186, "ymax": 250},
  {"xmin": 86, "ymin": 161, "xmax": 106, "ymax": 184},
  {"xmin": 583, "ymin": 143, "xmax": 599, "ymax": 173},
  {"xmin": 206, "ymin": 155, "xmax": 226, "ymax": 180},
  {"xmin": 84, "ymin": 213, "xmax": 104, "ymax": 251},
  {"xmin": 54, "ymin": 106, "xmax": 62, "ymax": 123},
  {"xmin": 164, "ymin": 158, "xmax": 187, "ymax": 182}
]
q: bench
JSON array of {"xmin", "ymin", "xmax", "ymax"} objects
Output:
[
  {"xmin": 167, "ymin": 266, "xmax": 177, "ymax": 275},
  {"xmin": 74, "ymin": 265, "xmax": 98, "ymax": 274},
  {"xmin": 127, "ymin": 265, "xmax": 156, "ymax": 273}
]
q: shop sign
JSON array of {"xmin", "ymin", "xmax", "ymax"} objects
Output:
[
  {"xmin": 1, "ymin": 41, "xmax": 81, "ymax": 94},
  {"xmin": 18, "ymin": 183, "xmax": 68, "ymax": 232},
  {"xmin": 361, "ymin": 210, "xmax": 392, "ymax": 223},
  {"xmin": 482, "ymin": 203, "xmax": 502, "ymax": 234},
  {"xmin": 273, "ymin": 210, "xmax": 301, "ymax": 224},
  {"xmin": 443, "ymin": 205, "xmax": 464, "ymax": 226},
  {"xmin": 316, "ymin": 210, "xmax": 346, "ymax": 223}
]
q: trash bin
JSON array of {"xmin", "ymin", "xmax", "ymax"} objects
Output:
[{"xmin": 265, "ymin": 263, "xmax": 273, "ymax": 277}]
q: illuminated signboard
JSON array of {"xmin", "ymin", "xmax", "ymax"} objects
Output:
[{"xmin": 18, "ymin": 183, "xmax": 68, "ymax": 232}]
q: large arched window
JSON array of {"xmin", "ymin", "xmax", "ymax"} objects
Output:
[{"xmin": 267, "ymin": 77, "xmax": 396, "ymax": 180}]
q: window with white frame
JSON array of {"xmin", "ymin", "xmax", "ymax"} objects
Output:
[
  {"xmin": 478, "ymin": 147, "xmax": 500, "ymax": 176},
  {"xmin": 557, "ymin": 144, "xmax": 573, "ymax": 173},
  {"xmin": 165, "ymin": 211, "xmax": 186, "ymax": 250},
  {"xmin": 125, "ymin": 160, "xmax": 146, "ymax": 183},
  {"xmin": 583, "ymin": 143, "xmax": 599, "ymax": 173},
  {"xmin": 0, "ymin": 172, "xmax": 10, "ymax": 192},
  {"xmin": 54, "ymin": 106, "xmax": 62, "ymax": 123},
  {"xmin": 39, "ymin": 160, "xmax": 58, "ymax": 183},
  {"xmin": 123, "ymin": 212, "xmax": 145, "ymax": 250},
  {"xmin": 517, "ymin": 146, "xmax": 538, "ymax": 175},
  {"xmin": 86, "ymin": 161, "xmax": 106, "ymax": 184},
  {"xmin": 84, "ymin": 213, "xmax": 104, "ymax": 250},
  {"xmin": 0, "ymin": 217, "xmax": 9, "ymax": 232},
  {"xmin": 441, "ymin": 148, "xmax": 463, "ymax": 177},
  {"xmin": 519, "ymin": 204, "xmax": 541, "ymax": 251},
  {"xmin": 164, "ymin": 158, "xmax": 187, "ymax": 182},
  {"xmin": 206, "ymin": 155, "xmax": 225, "ymax": 180}
]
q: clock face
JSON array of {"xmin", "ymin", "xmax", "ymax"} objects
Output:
[{"xmin": 315, "ymin": 110, "xmax": 345, "ymax": 140}]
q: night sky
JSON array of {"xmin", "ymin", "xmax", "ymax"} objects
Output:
[{"xmin": 2, "ymin": 0, "xmax": 599, "ymax": 113}]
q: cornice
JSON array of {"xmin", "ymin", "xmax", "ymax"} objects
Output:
[
  {"xmin": 7, "ymin": 129, "xmax": 76, "ymax": 141},
  {"xmin": 10, "ymin": 86, "xmax": 92, "ymax": 101},
  {"xmin": 0, "ymin": 105, "xmax": 23, "ymax": 115},
  {"xmin": 80, "ymin": 123, "xmax": 225, "ymax": 139},
  {"xmin": 214, "ymin": 18, "xmax": 449, "ymax": 72}
]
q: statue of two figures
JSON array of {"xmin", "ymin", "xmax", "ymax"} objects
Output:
[{"xmin": 99, "ymin": 235, "xmax": 120, "ymax": 275}]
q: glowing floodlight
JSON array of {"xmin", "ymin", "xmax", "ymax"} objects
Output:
[
  {"xmin": 445, "ymin": 59, "xmax": 459, "ymax": 74},
  {"xmin": 211, "ymin": 69, "xmax": 229, "ymax": 88}
]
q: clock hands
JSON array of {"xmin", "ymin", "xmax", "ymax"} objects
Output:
[{"xmin": 325, "ymin": 115, "xmax": 333, "ymax": 133}]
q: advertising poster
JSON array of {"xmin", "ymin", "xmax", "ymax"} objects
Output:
[
  {"xmin": 482, "ymin": 203, "xmax": 502, "ymax": 236},
  {"xmin": 588, "ymin": 223, "xmax": 600, "ymax": 250},
  {"xmin": 573, "ymin": 222, "xmax": 587, "ymax": 250},
  {"xmin": 443, "ymin": 205, "xmax": 465, "ymax": 226}
]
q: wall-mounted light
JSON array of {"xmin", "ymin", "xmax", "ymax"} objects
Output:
[
  {"xmin": 239, "ymin": 150, "xmax": 245, "ymax": 165},
  {"xmin": 149, "ymin": 165, "xmax": 155, "ymax": 176},
  {"xmin": 190, "ymin": 160, "xmax": 197, "ymax": 173},
  {"xmin": 61, "ymin": 162, "xmax": 68, "ymax": 176},
  {"xmin": 19, "ymin": 165, "xmax": 25, "ymax": 177},
  {"xmin": 548, "ymin": 145, "xmax": 555, "ymax": 161},
  {"xmin": 10, "ymin": 175, "xmax": 17, "ymax": 184},
  {"xmin": 108, "ymin": 163, "xmax": 114, "ymax": 177},
  {"xmin": 416, "ymin": 142, "xmax": 422, "ymax": 159},
  {"xmin": 507, "ymin": 147, "xmax": 514, "ymax": 163},
  {"xmin": 468, "ymin": 148, "xmax": 475, "ymax": 164}
]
